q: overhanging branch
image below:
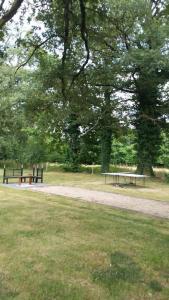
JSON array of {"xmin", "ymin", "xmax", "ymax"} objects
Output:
[
  {"xmin": 61, "ymin": 0, "xmax": 71, "ymax": 99},
  {"xmin": 14, "ymin": 35, "xmax": 55, "ymax": 74},
  {"xmin": 70, "ymin": 0, "xmax": 90, "ymax": 86},
  {"xmin": 0, "ymin": 0, "xmax": 5, "ymax": 12},
  {"xmin": 0, "ymin": 0, "xmax": 24, "ymax": 29}
]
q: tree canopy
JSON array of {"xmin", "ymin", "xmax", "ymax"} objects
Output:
[{"xmin": 0, "ymin": 0, "xmax": 169, "ymax": 175}]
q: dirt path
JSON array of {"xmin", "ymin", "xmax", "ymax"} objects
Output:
[{"xmin": 32, "ymin": 185, "xmax": 169, "ymax": 219}]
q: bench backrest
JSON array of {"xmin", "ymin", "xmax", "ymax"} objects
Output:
[
  {"xmin": 33, "ymin": 166, "xmax": 43, "ymax": 179},
  {"xmin": 3, "ymin": 168, "xmax": 23, "ymax": 177},
  {"xmin": 3, "ymin": 166, "xmax": 43, "ymax": 182}
]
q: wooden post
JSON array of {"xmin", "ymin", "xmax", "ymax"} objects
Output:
[
  {"xmin": 29, "ymin": 175, "xmax": 32, "ymax": 185},
  {"xmin": 37, "ymin": 165, "xmax": 39, "ymax": 178},
  {"xmin": 32, "ymin": 165, "xmax": 35, "ymax": 182},
  {"xmin": 41, "ymin": 166, "xmax": 43, "ymax": 183},
  {"xmin": 3, "ymin": 165, "xmax": 6, "ymax": 184},
  {"xmin": 21, "ymin": 164, "xmax": 23, "ymax": 176},
  {"xmin": 91, "ymin": 163, "xmax": 94, "ymax": 175}
]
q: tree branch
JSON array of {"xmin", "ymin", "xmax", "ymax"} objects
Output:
[
  {"xmin": 93, "ymin": 83, "xmax": 136, "ymax": 93},
  {"xmin": 0, "ymin": 0, "xmax": 5, "ymax": 12},
  {"xmin": 0, "ymin": 0, "xmax": 24, "ymax": 29},
  {"xmin": 151, "ymin": 0, "xmax": 164, "ymax": 17},
  {"xmin": 70, "ymin": 0, "xmax": 90, "ymax": 86},
  {"xmin": 61, "ymin": 0, "xmax": 71, "ymax": 99},
  {"xmin": 104, "ymin": 40, "xmax": 117, "ymax": 52},
  {"xmin": 14, "ymin": 35, "xmax": 55, "ymax": 74}
]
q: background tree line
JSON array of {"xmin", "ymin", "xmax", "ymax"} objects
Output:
[{"xmin": 0, "ymin": 0, "xmax": 169, "ymax": 175}]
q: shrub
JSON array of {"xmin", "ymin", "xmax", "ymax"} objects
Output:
[{"xmin": 164, "ymin": 172, "xmax": 169, "ymax": 183}]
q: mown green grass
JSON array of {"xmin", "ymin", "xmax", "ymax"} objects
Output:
[{"xmin": 0, "ymin": 187, "xmax": 169, "ymax": 299}]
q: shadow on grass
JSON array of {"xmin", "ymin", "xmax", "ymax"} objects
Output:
[
  {"xmin": 93, "ymin": 252, "xmax": 142, "ymax": 286},
  {"xmin": 148, "ymin": 280, "xmax": 163, "ymax": 292},
  {"xmin": 109, "ymin": 183, "xmax": 148, "ymax": 189},
  {"xmin": 92, "ymin": 252, "xmax": 163, "ymax": 294}
]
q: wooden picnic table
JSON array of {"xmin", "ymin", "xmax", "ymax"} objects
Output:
[
  {"xmin": 19, "ymin": 175, "xmax": 34, "ymax": 185},
  {"xmin": 102, "ymin": 172, "xmax": 148, "ymax": 186}
]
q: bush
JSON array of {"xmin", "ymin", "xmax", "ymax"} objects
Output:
[
  {"xmin": 0, "ymin": 160, "xmax": 24, "ymax": 169},
  {"xmin": 164, "ymin": 172, "xmax": 169, "ymax": 183},
  {"xmin": 45, "ymin": 163, "xmax": 120, "ymax": 174}
]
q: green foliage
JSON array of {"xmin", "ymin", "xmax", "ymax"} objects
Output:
[
  {"xmin": 158, "ymin": 133, "xmax": 169, "ymax": 167},
  {"xmin": 111, "ymin": 133, "xmax": 137, "ymax": 165},
  {"xmin": 164, "ymin": 173, "xmax": 169, "ymax": 184},
  {"xmin": 79, "ymin": 132, "xmax": 100, "ymax": 165},
  {"xmin": 24, "ymin": 138, "xmax": 47, "ymax": 164}
]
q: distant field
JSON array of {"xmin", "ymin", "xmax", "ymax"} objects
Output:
[{"xmin": 0, "ymin": 187, "xmax": 168, "ymax": 299}]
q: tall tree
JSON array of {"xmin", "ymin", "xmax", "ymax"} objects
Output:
[
  {"xmin": 98, "ymin": 0, "xmax": 169, "ymax": 175},
  {"xmin": 12, "ymin": 0, "xmax": 169, "ymax": 175}
]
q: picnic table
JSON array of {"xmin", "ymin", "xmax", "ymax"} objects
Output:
[
  {"xmin": 18, "ymin": 175, "xmax": 34, "ymax": 185},
  {"xmin": 102, "ymin": 172, "xmax": 148, "ymax": 186}
]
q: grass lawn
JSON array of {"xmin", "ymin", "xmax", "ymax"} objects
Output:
[
  {"xmin": 44, "ymin": 171, "xmax": 169, "ymax": 202},
  {"xmin": 0, "ymin": 186, "xmax": 169, "ymax": 299}
]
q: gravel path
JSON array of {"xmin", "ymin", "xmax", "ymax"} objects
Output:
[{"xmin": 32, "ymin": 185, "xmax": 169, "ymax": 219}]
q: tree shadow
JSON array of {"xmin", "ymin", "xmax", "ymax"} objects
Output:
[
  {"xmin": 92, "ymin": 251, "xmax": 142, "ymax": 287},
  {"xmin": 92, "ymin": 251, "xmax": 163, "ymax": 294}
]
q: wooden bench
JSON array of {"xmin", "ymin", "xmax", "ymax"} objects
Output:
[
  {"xmin": 3, "ymin": 167, "xmax": 23, "ymax": 184},
  {"xmin": 3, "ymin": 166, "xmax": 43, "ymax": 184},
  {"xmin": 32, "ymin": 166, "xmax": 43, "ymax": 183}
]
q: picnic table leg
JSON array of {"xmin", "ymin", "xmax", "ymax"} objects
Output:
[
  {"xmin": 105, "ymin": 174, "xmax": 106, "ymax": 184},
  {"xmin": 19, "ymin": 177, "xmax": 21, "ymax": 185},
  {"xmin": 115, "ymin": 175, "xmax": 118, "ymax": 184},
  {"xmin": 29, "ymin": 176, "xmax": 32, "ymax": 185}
]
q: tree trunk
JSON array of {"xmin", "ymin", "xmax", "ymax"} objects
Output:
[
  {"xmin": 66, "ymin": 112, "xmax": 80, "ymax": 171},
  {"xmin": 135, "ymin": 74, "xmax": 161, "ymax": 176},
  {"xmin": 100, "ymin": 90, "xmax": 113, "ymax": 173},
  {"xmin": 101, "ymin": 127, "xmax": 112, "ymax": 173}
]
